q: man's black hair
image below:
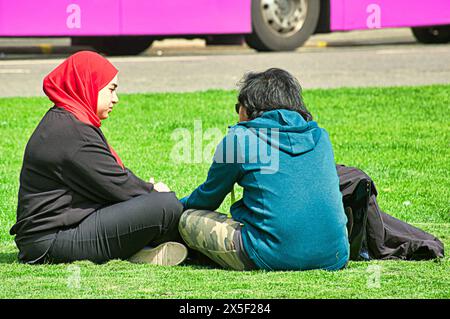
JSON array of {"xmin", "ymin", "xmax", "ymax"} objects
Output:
[{"xmin": 237, "ymin": 68, "xmax": 312, "ymax": 121}]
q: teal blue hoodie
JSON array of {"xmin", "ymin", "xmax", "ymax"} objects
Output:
[{"xmin": 180, "ymin": 109, "xmax": 349, "ymax": 271}]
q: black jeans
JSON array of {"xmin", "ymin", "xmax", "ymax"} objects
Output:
[{"xmin": 41, "ymin": 192, "xmax": 184, "ymax": 264}]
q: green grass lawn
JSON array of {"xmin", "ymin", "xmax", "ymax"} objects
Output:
[{"xmin": 0, "ymin": 85, "xmax": 449, "ymax": 298}]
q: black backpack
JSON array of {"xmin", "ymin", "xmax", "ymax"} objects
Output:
[
  {"xmin": 337, "ymin": 164, "xmax": 444, "ymax": 261},
  {"xmin": 337, "ymin": 165, "xmax": 372, "ymax": 260}
]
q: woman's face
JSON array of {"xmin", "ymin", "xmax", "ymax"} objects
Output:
[{"xmin": 97, "ymin": 75, "xmax": 119, "ymax": 120}]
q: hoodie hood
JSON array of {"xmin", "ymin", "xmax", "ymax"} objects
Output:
[{"xmin": 235, "ymin": 109, "xmax": 322, "ymax": 156}]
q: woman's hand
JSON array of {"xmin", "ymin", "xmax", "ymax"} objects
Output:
[{"xmin": 150, "ymin": 177, "xmax": 171, "ymax": 192}]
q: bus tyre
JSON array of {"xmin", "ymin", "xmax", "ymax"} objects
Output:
[
  {"xmin": 245, "ymin": 0, "xmax": 320, "ymax": 51},
  {"xmin": 72, "ymin": 36, "xmax": 153, "ymax": 56},
  {"xmin": 411, "ymin": 25, "xmax": 450, "ymax": 44}
]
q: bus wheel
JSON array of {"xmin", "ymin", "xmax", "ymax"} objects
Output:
[
  {"xmin": 245, "ymin": 0, "xmax": 320, "ymax": 51},
  {"xmin": 71, "ymin": 36, "xmax": 153, "ymax": 56},
  {"xmin": 411, "ymin": 25, "xmax": 450, "ymax": 44}
]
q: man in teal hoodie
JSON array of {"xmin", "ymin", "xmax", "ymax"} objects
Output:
[{"xmin": 179, "ymin": 68, "xmax": 349, "ymax": 271}]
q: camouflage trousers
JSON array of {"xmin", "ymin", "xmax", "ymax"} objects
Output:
[{"xmin": 178, "ymin": 209, "xmax": 255, "ymax": 271}]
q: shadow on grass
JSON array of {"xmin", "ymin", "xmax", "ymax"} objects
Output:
[
  {"xmin": 0, "ymin": 252, "xmax": 18, "ymax": 264},
  {"xmin": 0, "ymin": 251, "xmax": 225, "ymax": 268}
]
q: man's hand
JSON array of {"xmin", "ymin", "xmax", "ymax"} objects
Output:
[{"xmin": 150, "ymin": 177, "xmax": 171, "ymax": 192}]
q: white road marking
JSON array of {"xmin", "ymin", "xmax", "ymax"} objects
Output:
[
  {"xmin": 0, "ymin": 56, "xmax": 207, "ymax": 66},
  {"xmin": 110, "ymin": 56, "xmax": 207, "ymax": 63},
  {"xmin": 375, "ymin": 48, "xmax": 450, "ymax": 55},
  {"xmin": 0, "ymin": 69, "xmax": 31, "ymax": 74}
]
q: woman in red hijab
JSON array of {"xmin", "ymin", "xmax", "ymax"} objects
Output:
[{"xmin": 10, "ymin": 51, "xmax": 188, "ymax": 265}]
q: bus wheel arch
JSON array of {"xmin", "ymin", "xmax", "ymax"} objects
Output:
[
  {"xmin": 71, "ymin": 36, "xmax": 154, "ymax": 56},
  {"xmin": 411, "ymin": 25, "xmax": 450, "ymax": 44},
  {"xmin": 245, "ymin": 0, "xmax": 321, "ymax": 51}
]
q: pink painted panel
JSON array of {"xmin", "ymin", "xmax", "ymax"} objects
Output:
[
  {"xmin": 120, "ymin": 0, "xmax": 252, "ymax": 35},
  {"xmin": 3, "ymin": 0, "xmax": 448, "ymax": 37},
  {"xmin": 0, "ymin": 0, "xmax": 120, "ymax": 36},
  {"xmin": 331, "ymin": 0, "xmax": 450, "ymax": 31},
  {"xmin": 0, "ymin": 0, "xmax": 250, "ymax": 37}
]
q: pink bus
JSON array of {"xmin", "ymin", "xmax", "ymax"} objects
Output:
[{"xmin": 1, "ymin": 0, "xmax": 449, "ymax": 55}]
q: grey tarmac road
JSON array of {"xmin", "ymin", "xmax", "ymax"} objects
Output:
[{"xmin": 0, "ymin": 28, "xmax": 449, "ymax": 98}]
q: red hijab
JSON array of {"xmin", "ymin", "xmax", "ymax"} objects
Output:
[{"xmin": 43, "ymin": 51, "xmax": 124, "ymax": 169}]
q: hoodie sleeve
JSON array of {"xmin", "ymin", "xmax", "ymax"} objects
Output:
[{"xmin": 181, "ymin": 133, "xmax": 243, "ymax": 211}]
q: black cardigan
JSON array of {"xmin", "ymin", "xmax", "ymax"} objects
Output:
[{"xmin": 10, "ymin": 106, "xmax": 153, "ymax": 240}]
